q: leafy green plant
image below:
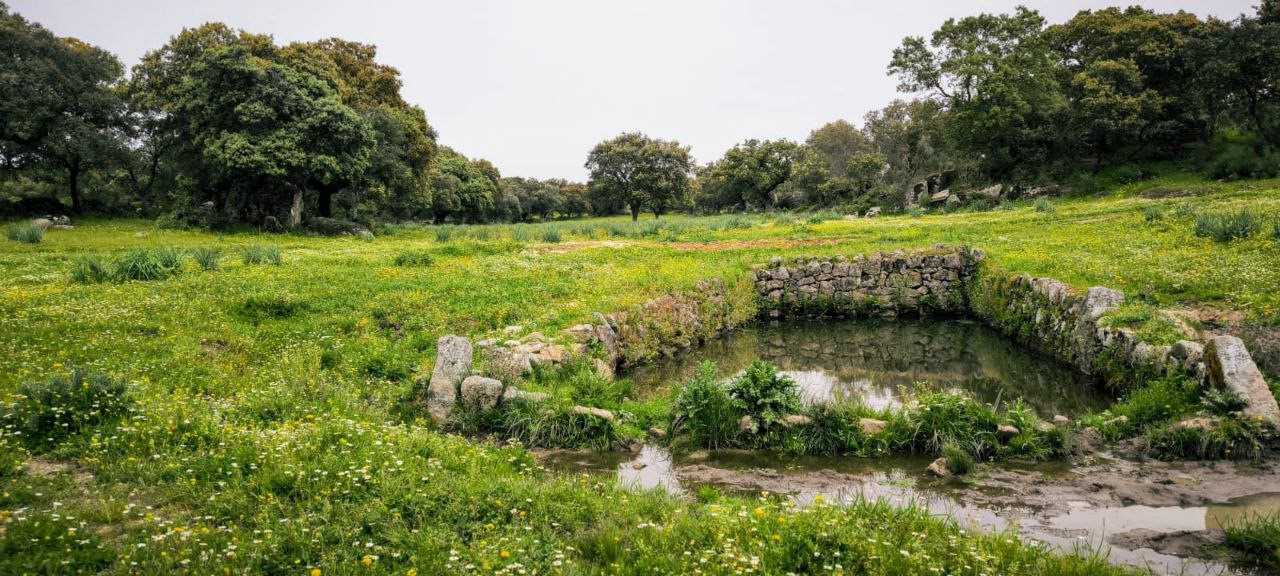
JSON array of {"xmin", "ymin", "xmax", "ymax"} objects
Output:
[
  {"xmin": 1195, "ymin": 208, "xmax": 1262, "ymax": 242},
  {"xmin": 1201, "ymin": 388, "xmax": 1248, "ymax": 416},
  {"xmin": 69, "ymin": 254, "xmax": 112, "ymax": 284},
  {"xmin": 541, "ymin": 227, "xmax": 563, "ymax": 243},
  {"xmin": 242, "ymin": 244, "xmax": 282, "ymax": 265},
  {"xmin": 393, "ymin": 249, "xmax": 434, "ymax": 267},
  {"xmin": 3, "ymin": 368, "xmax": 131, "ymax": 451},
  {"xmin": 1142, "ymin": 205, "xmax": 1165, "ymax": 223},
  {"xmin": 114, "ymin": 247, "xmax": 184, "ymax": 281},
  {"xmin": 0, "ymin": 512, "xmax": 114, "ymax": 574},
  {"xmin": 236, "ymin": 293, "xmax": 305, "ymax": 322},
  {"xmin": 669, "ymin": 362, "xmax": 740, "ymax": 449},
  {"xmin": 191, "ymin": 247, "xmax": 222, "ymax": 271},
  {"xmin": 5, "ymin": 222, "xmax": 44, "ymax": 243},
  {"xmin": 1033, "ymin": 198, "xmax": 1055, "ymax": 213},
  {"xmin": 1146, "ymin": 417, "xmax": 1270, "ymax": 460},
  {"xmin": 728, "ymin": 361, "xmax": 802, "ymax": 432}
]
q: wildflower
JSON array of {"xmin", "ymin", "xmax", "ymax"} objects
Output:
[
  {"xmin": 311, "ymin": 570, "xmax": 321, "ymax": 576},
  {"xmin": 501, "ymin": 550, "xmax": 511, "ymax": 558},
  {"xmin": 362, "ymin": 555, "xmax": 374, "ymax": 566}
]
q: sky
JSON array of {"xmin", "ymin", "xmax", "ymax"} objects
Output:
[{"xmin": 12, "ymin": 0, "xmax": 1258, "ymax": 181}]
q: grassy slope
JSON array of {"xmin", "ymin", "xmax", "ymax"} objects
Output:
[{"xmin": 1, "ymin": 175, "xmax": 1278, "ymax": 574}]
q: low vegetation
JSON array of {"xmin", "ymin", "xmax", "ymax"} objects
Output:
[
  {"xmin": 4, "ymin": 222, "xmax": 43, "ymax": 244},
  {"xmin": 1225, "ymin": 513, "xmax": 1280, "ymax": 570}
]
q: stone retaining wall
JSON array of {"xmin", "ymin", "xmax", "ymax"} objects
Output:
[{"xmin": 753, "ymin": 246, "xmax": 978, "ymax": 318}]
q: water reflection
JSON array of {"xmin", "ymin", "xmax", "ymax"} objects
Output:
[{"xmin": 626, "ymin": 318, "xmax": 1111, "ymax": 416}]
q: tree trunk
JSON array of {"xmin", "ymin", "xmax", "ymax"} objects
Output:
[
  {"xmin": 288, "ymin": 187, "xmax": 304, "ymax": 228},
  {"xmin": 630, "ymin": 205, "xmax": 639, "ymax": 221},
  {"xmin": 68, "ymin": 161, "xmax": 82, "ymax": 213},
  {"xmin": 318, "ymin": 189, "xmax": 333, "ymax": 218}
]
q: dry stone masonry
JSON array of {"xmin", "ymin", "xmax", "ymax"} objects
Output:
[{"xmin": 754, "ymin": 246, "xmax": 978, "ymax": 318}]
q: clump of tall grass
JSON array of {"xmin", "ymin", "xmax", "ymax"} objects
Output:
[
  {"xmin": 190, "ymin": 247, "xmax": 221, "ymax": 271},
  {"xmin": 242, "ymin": 244, "xmax": 282, "ymax": 265},
  {"xmin": 3, "ymin": 368, "xmax": 131, "ymax": 452},
  {"xmin": 942, "ymin": 443, "xmax": 974, "ymax": 475},
  {"xmin": 509, "ymin": 225, "xmax": 534, "ymax": 242},
  {"xmin": 435, "ymin": 225, "xmax": 456, "ymax": 242},
  {"xmin": 1146, "ymin": 417, "xmax": 1269, "ymax": 461},
  {"xmin": 69, "ymin": 255, "xmax": 113, "ymax": 284},
  {"xmin": 114, "ymin": 247, "xmax": 184, "ymax": 281},
  {"xmin": 669, "ymin": 362, "xmax": 739, "ymax": 449},
  {"xmin": 5, "ymin": 222, "xmax": 44, "ymax": 244},
  {"xmin": 540, "ymin": 227, "xmax": 563, "ymax": 243},
  {"xmin": 1225, "ymin": 513, "xmax": 1280, "ymax": 571},
  {"xmin": 1033, "ymin": 197, "xmax": 1055, "ymax": 213},
  {"xmin": 1142, "ymin": 205, "xmax": 1165, "ymax": 223},
  {"xmin": 1195, "ymin": 208, "xmax": 1262, "ymax": 242},
  {"xmin": 393, "ymin": 249, "xmax": 434, "ymax": 267}
]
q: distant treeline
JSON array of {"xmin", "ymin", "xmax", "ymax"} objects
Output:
[{"xmin": 1, "ymin": 2, "xmax": 1277, "ymax": 225}]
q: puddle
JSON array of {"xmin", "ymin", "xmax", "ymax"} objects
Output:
[
  {"xmin": 625, "ymin": 318, "xmax": 1111, "ymax": 416},
  {"xmin": 540, "ymin": 447, "xmax": 1280, "ymax": 575}
]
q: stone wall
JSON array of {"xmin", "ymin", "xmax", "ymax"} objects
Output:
[{"xmin": 753, "ymin": 246, "xmax": 979, "ymax": 318}]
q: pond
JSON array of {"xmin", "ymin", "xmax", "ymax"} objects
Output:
[{"xmin": 625, "ymin": 318, "xmax": 1112, "ymax": 417}]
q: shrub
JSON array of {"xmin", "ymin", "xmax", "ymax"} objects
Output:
[
  {"xmin": 69, "ymin": 255, "xmax": 112, "ymax": 284},
  {"xmin": 1210, "ymin": 142, "xmax": 1280, "ymax": 180},
  {"xmin": 3, "ymin": 368, "xmax": 131, "ymax": 451},
  {"xmin": 491, "ymin": 399, "xmax": 618, "ymax": 450},
  {"xmin": 114, "ymin": 247, "xmax": 184, "ymax": 281},
  {"xmin": 1080, "ymin": 376, "xmax": 1200, "ymax": 439},
  {"xmin": 1225, "ymin": 513, "xmax": 1280, "ymax": 570},
  {"xmin": 728, "ymin": 361, "xmax": 802, "ymax": 432},
  {"xmin": 393, "ymin": 249, "xmax": 434, "ymax": 267},
  {"xmin": 5, "ymin": 222, "xmax": 44, "ymax": 244},
  {"xmin": 795, "ymin": 402, "xmax": 862, "ymax": 455},
  {"xmin": 242, "ymin": 244, "xmax": 282, "ymax": 265},
  {"xmin": 1033, "ymin": 198, "xmax": 1055, "ymax": 213},
  {"xmin": 510, "ymin": 226, "xmax": 534, "ymax": 242},
  {"xmin": 1201, "ymin": 388, "xmax": 1248, "ymax": 416},
  {"xmin": 541, "ymin": 227, "xmax": 563, "ymax": 243},
  {"xmin": 670, "ymin": 362, "xmax": 740, "ymax": 449},
  {"xmin": 1142, "ymin": 205, "xmax": 1165, "ymax": 223},
  {"xmin": 1195, "ymin": 208, "xmax": 1262, "ymax": 242},
  {"xmin": 191, "ymin": 247, "xmax": 221, "ymax": 271},
  {"xmin": 906, "ymin": 391, "xmax": 999, "ymax": 458}
]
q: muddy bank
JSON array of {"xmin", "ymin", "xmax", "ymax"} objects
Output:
[{"xmin": 537, "ymin": 447, "xmax": 1280, "ymax": 575}]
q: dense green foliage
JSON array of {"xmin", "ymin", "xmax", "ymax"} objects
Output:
[
  {"xmin": 3, "ymin": 368, "xmax": 130, "ymax": 452},
  {"xmin": 1225, "ymin": 512, "xmax": 1280, "ymax": 570}
]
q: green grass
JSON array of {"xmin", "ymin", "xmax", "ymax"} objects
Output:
[
  {"xmin": 1, "ymin": 173, "xmax": 1279, "ymax": 573},
  {"xmin": 1225, "ymin": 513, "xmax": 1280, "ymax": 570}
]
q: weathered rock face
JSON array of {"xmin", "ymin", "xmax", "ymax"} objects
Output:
[
  {"xmin": 1205, "ymin": 336, "xmax": 1280, "ymax": 427},
  {"xmin": 858, "ymin": 418, "xmax": 887, "ymax": 435},
  {"xmin": 754, "ymin": 246, "xmax": 978, "ymax": 318},
  {"xmin": 425, "ymin": 335, "xmax": 473, "ymax": 424},
  {"xmin": 460, "ymin": 375, "xmax": 503, "ymax": 411},
  {"xmin": 304, "ymin": 217, "xmax": 373, "ymax": 238},
  {"xmin": 502, "ymin": 387, "xmax": 550, "ymax": 404},
  {"xmin": 864, "ymin": 206, "xmax": 881, "ymax": 218}
]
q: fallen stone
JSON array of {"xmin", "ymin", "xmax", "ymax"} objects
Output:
[
  {"xmin": 858, "ymin": 418, "xmax": 888, "ymax": 435},
  {"xmin": 997, "ymin": 424, "xmax": 1021, "ymax": 440},
  {"xmin": 571, "ymin": 406, "xmax": 614, "ymax": 422},
  {"xmin": 1076, "ymin": 427, "xmax": 1104, "ymax": 454},
  {"xmin": 927, "ymin": 457, "xmax": 951, "ymax": 477},
  {"xmin": 425, "ymin": 335, "xmax": 472, "ymax": 424},
  {"xmin": 593, "ymin": 357, "xmax": 614, "ymax": 380},
  {"xmin": 1204, "ymin": 335, "xmax": 1280, "ymax": 427},
  {"xmin": 632, "ymin": 461, "xmax": 647, "ymax": 470},
  {"xmin": 1036, "ymin": 421, "xmax": 1056, "ymax": 433},
  {"xmin": 783, "ymin": 414, "xmax": 812, "ymax": 426},
  {"xmin": 1171, "ymin": 417, "xmax": 1216, "ymax": 431},
  {"xmin": 460, "ymin": 376, "xmax": 503, "ymax": 411},
  {"xmin": 501, "ymin": 387, "xmax": 550, "ymax": 404},
  {"xmin": 1169, "ymin": 339, "xmax": 1203, "ymax": 365},
  {"xmin": 739, "ymin": 415, "xmax": 756, "ymax": 434},
  {"xmin": 563, "ymin": 324, "xmax": 596, "ymax": 342},
  {"xmin": 1053, "ymin": 414, "xmax": 1070, "ymax": 425},
  {"xmin": 865, "ymin": 206, "xmax": 881, "ymax": 218},
  {"xmin": 647, "ymin": 427, "xmax": 667, "ymax": 439},
  {"xmin": 1106, "ymin": 415, "xmax": 1130, "ymax": 428}
]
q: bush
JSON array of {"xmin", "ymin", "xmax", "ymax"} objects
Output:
[
  {"xmin": 485, "ymin": 399, "xmax": 618, "ymax": 450},
  {"xmin": 191, "ymin": 247, "xmax": 221, "ymax": 271},
  {"xmin": 5, "ymin": 222, "xmax": 44, "ymax": 243},
  {"xmin": 669, "ymin": 362, "xmax": 740, "ymax": 449},
  {"xmin": 393, "ymin": 249, "xmax": 434, "ymax": 267},
  {"xmin": 69, "ymin": 255, "xmax": 112, "ymax": 284},
  {"xmin": 3, "ymin": 368, "xmax": 131, "ymax": 451},
  {"xmin": 242, "ymin": 244, "xmax": 282, "ymax": 265},
  {"xmin": 1225, "ymin": 513, "xmax": 1280, "ymax": 570},
  {"xmin": 906, "ymin": 391, "xmax": 1000, "ymax": 458},
  {"xmin": 1033, "ymin": 198, "xmax": 1055, "ymax": 213},
  {"xmin": 114, "ymin": 247, "xmax": 184, "ymax": 281},
  {"xmin": 728, "ymin": 361, "xmax": 802, "ymax": 432},
  {"xmin": 1195, "ymin": 208, "xmax": 1262, "ymax": 242},
  {"xmin": 1209, "ymin": 141, "xmax": 1280, "ymax": 181}
]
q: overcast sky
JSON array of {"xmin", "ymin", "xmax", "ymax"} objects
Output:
[{"xmin": 12, "ymin": 0, "xmax": 1258, "ymax": 180}]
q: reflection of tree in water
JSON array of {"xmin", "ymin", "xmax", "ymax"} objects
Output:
[{"xmin": 626, "ymin": 319, "xmax": 1111, "ymax": 416}]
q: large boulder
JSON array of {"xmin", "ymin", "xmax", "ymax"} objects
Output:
[
  {"xmin": 460, "ymin": 376, "xmax": 503, "ymax": 411},
  {"xmin": 425, "ymin": 335, "xmax": 473, "ymax": 424},
  {"xmin": 1204, "ymin": 335, "xmax": 1280, "ymax": 427}
]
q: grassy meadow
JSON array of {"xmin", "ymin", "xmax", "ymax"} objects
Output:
[{"xmin": 3, "ymin": 174, "xmax": 1280, "ymax": 574}]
